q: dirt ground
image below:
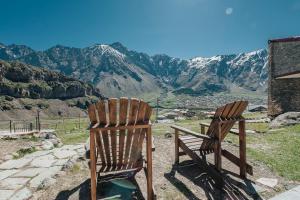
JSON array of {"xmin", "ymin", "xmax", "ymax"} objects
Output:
[
  {"xmin": 0, "ymin": 139, "xmax": 39, "ymax": 163},
  {"xmin": 31, "ymin": 135, "xmax": 292, "ymax": 200}
]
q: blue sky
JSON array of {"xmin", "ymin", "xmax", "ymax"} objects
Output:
[{"xmin": 0, "ymin": 0, "xmax": 300, "ymax": 58}]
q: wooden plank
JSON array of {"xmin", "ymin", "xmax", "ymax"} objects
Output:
[
  {"xmin": 179, "ymin": 139, "xmax": 224, "ymax": 188},
  {"xmin": 118, "ymin": 98, "xmax": 128, "ymax": 168},
  {"xmin": 108, "ymin": 98, "xmax": 118, "ymax": 167},
  {"xmin": 91, "ymin": 124, "xmax": 150, "ymax": 131},
  {"xmin": 89, "ymin": 130, "xmax": 97, "ymax": 200},
  {"xmin": 123, "ymin": 99, "xmax": 139, "ymax": 168},
  {"xmin": 175, "ymin": 129, "xmax": 179, "ymax": 164},
  {"xmin": 239, "ymin": 120, "xmax": 247, "ymax": 178},
  {"xmin": 221, "ymin": 149, "xmax": 253, "ymax": 175},
  {"xmin": 146, "ymin": 126, "xmax": 153, "ymax": 200},
  {"xmin": 88, "ymin": 104, "xmax": 98, "ymax": 124},
  {"xmin": 220, "ymin": 101, "xmax": 241, "ymax": 140},
  {"xmin": 214, "ymin": 123, "xmax": 222, "ymax": 171},
  {"xmin": 171, "ymin": 125, "xmax": 212, "ymax": 139},
  {"xmin": 96, "ymin": 101, "xmax": 111, "ymax": 166},
  {"xmin": 130, "ymin": 100, "xmax": 147, "ymax": 167}
]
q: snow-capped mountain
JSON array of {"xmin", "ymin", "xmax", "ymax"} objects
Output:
[{"xmin": 0, "ymin": 42, "xmax": 268, "ymax": 97}]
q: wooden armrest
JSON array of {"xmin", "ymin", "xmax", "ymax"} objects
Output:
[
  {"xmin": 171, "ymin": 125, "xmax": 212, "ymax": 140},
  {"xmin": 199, "ymin": 122, "xmax": 210, "ymax": 127}
]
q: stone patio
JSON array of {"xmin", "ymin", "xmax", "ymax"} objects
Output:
[{"xmin": 0, "ymin": 144, "xmax": 85, "ymax": 200}]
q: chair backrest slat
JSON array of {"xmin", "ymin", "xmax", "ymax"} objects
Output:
[
  {"xmin": 201, "ymin": 101, "xmax": 248, "ymax": 150},
  {"xmin": 96, "ymin": 101, "xmax": 110, "ymax": 166},
  {"xmin": 108, "ymin": 99, "xmax": 118, "ymax": 167},
  {"xmin": 88, "ymin": 98, "xmax": 152, "ymax": 171},
  {"xmin": 118, "ymin": 98, "xmax": 129, "ymax": 167}
]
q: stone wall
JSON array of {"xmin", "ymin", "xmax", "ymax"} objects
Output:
[{"xmin": 268, "ymin": 38, "xmax": 300, "ymax": 117}]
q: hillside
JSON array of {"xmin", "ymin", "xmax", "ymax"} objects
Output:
[
  {"xmin": 0, "ymin": 42, "xmax": 268, "ymax": 98},
  {"xmin": 0, "ymin": 60, "xmax": 104, "ymax": 120}
]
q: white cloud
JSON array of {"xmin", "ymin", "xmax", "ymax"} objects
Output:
[{"xmin": 225, "ymin": 7, "xmax": 233, "ymax": 15}]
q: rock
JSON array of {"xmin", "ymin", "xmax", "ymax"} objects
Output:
[
  {"xmin": 24, "ymin": 150, "xmax": 50, "ymax": 158},
  {"xmin": 62, "ymin": 159, "xmax": 75, "ymax": 171},
  {"xmin": 53, "ymin": 149, "xmax": 77, "ymax": 159},
  {"xmin": 3, "ymin": 154, "xmax": 13, "ymax": 161},
  {"xmin": 53, "ymin": 159, "xmax": 69, "ymax": 166},
  {"xmin": 31, "ymin": 155, "xmax": 57, "ymax": 168},
  {"xmin": 0, "ymin": 169, "xmax": 19, "ymax": 181},
  {"xmin": 164, "ymin": 132, "xmax": 172, "ymax": 138},
  {"xmin": 256, "ymin": 177, "xmax": 278, "ymax": 188},
  {"xmin": 270, "ymin": 112, "xmax": 300, "ymax": 128},
  {"xmin": 0, "ymin": 177, "xmax": 30, "ymax": 190},
  {"xmin": 29, "ymin": 166, "xmax": 61, "ymax": 189},
  {"xmin": 38, "ymin": 177, "xmax": 56, "ymax": 190},
  {"xmin": 41, "ymin": 140, "xmax": 54, "ymax": 150},
  {"xmin": 0, "ymin": 158, "xmax": 32, "ymax": 170},
  {"xmin": 48, "ymin": 138, "xmax": 60, "ymax": 147},
  {"xmin": 9, "ymin": 187, "xmax": 32, "ymax": 200},
  {"xmin": 0, "ymin": 189, "xmax": 15, "ymax": 200},
  {"xmin": 13, "ymin": 168, "xmax": 46, "ymax": 178}
]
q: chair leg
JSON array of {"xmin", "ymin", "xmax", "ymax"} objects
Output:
[
  {"xmin": 174, "ymin": 129, "xmax": 179, "ymax": 164},
  {"xmin": 146, "ymin": 127, "xmax": 153, "ymax": 200},
  {"xmin": 90, "ymin": 130, "xmax": 97, "ymax": 200},
  {"xmin": 239, "ymin": 120, "xmax": 246, "ymax": 178},
  {"xmin": 214, "ymin": 123, "xmax": 222, "ymax": 171}
]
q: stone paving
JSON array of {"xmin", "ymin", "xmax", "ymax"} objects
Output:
[
  {"xmin": 270, "ymin": 185, "xmax": 300, "ymax": 200},
  {"xmin": 0, "ymin": 144, "xmax": 85, "ymax": 200}
]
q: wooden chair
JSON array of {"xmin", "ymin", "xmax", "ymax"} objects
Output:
[
  {"xmin": 171, "ymin": 101, "xmax": 253, "ymax": 186},
  {"xmin": 88, "ymin": 98, "xmax": 155, "ymax": 200}
]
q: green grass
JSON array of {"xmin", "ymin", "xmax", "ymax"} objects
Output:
[
  {"xmin": 43, "ymin": 113, "xmax": 300, "ymax": 181},
  {"xmin": 45, "ymin": 118, "xmax": 89, "ymax": 144},
  {"xmin": 153, "ymin": 119, "xmax": 300, "ymax": 181},
  {"xmin": 247, "ymin": 125, "xmax": 300, "ymax": 180},
  {"xmin": 13, "ymin": 146, "xmax": 36, "ymax": 159}
]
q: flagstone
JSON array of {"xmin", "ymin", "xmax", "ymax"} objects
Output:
[
  {"xmin": 0, "ymin": 170, "xmax": 19, "ymax": 181},
  {"xmin": 9, "ymin": 187, "xmax": 32, "ymax": 200},
  {"xmin": 13, "ymin": 168, "xmax": 46, "ymax": 178},
  {"xmin": 0, "ymin": 158, "xmax": 32, "ymax": 170}
]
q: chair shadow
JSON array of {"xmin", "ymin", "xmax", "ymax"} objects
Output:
[
  {"xmin": 164, "ymin": 160, "xmax": 263, "ymax": 200},
  {"xmin": 55, "ymin": 178, "xmax": 145, "ymax": 200}
]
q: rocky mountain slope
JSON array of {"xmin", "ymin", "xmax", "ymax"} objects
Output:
[
  {"xmin": 0, "ymin": 60, "xmax": 102, "ymax": 99},
  {"xmin": 0, "ymin": 42, "xmax": 268, "ymax": 97},
  {"xmin": 0, "ymin": 60, "xmax": 104, "ymax": 120}
]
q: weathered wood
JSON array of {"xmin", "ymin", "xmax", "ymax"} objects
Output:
[
  {"xmin": 175, "ymin": 129, "xmax": 179, "ymax": 164},
  {"xmin": 96, "ymin": 101, "xmax": 111, "ymax": 166},
  {"xmin": 90, "ymin": 130, "xmax": 97, "ymax": 200},
  {"xmin": 124, "ymin": 99, "xmax": 139, "ymax": 168},
  {"xmin": 214, "ymin": 123, "xmax": 222, "ymax": 171},
  {"xmin": 130, "ymin": 100, "xmax": 147, "ymax": 167},
  {"xmin": 221, "ymin": 149, "xmax": 253, "ymax": 175},
  {"xmin": 172, "ymin": 101, "xmax": 252, "ymax": 181},
  {"xmin": 201, "ymin": 124, "xmax": 205, "ymax": 134},
  {"xmin": 87, "ymin": 97, "xmax": 153, "ymax": 199},
  {"xmin": 239, "ymin": 120, "xmax": 246, "ymax": 178},
  {"xmin": 108, "ymin": 98, "xmax": 118, "ymax": 167},
  {"xmin": 179, "ymin": 139, "xmax": 224, "ymax": 187},
  {"xmin": 146, "ymin": 126, "xmax": 153, "ymax": 200},
  {"xmin": 118, "ymin": 98, "xmax": 128, "ymax": 167},
  {"xmin": 171, "ymin": 125, "xmax": 212, "ymax": 139}
]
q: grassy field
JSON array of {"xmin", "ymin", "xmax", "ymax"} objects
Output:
[{"xmin": 46, "ymin": 116, "xmax": 300, "ymax": 181}]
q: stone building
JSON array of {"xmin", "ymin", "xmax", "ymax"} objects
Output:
[{"xmin": 268, "ymin": 37, "xmax": 300, "ymax": 118}]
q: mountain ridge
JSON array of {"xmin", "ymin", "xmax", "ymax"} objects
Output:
[{"xmin": 0, "ymin": 42, "xmax": 268, "ymax": 98}]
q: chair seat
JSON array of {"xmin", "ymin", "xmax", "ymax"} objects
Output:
[{"xmin": 179, "ymin": 135, "xmax": 214, "ymax": 155}]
